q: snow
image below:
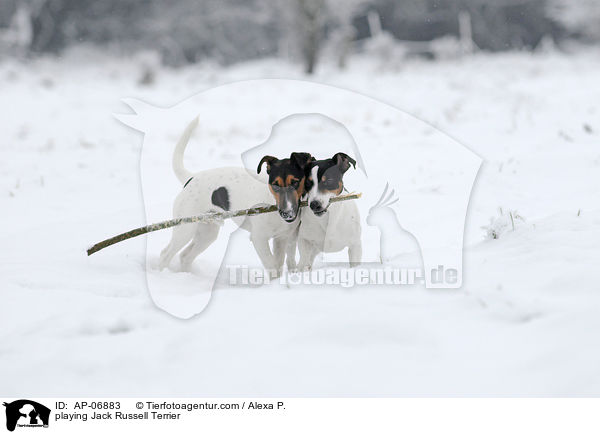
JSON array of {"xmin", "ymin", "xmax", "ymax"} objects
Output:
[{"xmin": 1, "ymin": 47, "xmax": 599, "ymax": 396}]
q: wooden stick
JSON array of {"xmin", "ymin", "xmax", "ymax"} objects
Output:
[{"xmin": 87, "ymin": 192, "xmax": 362, "ymax": 256}]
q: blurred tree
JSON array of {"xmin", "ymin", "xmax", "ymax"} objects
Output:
[
  {"xmin": 145, "ymin": 0, "xmax": 281, "ymax": 66},
  {"xmin": 0, "ymin": 0, "xmax": 583, "ymax": 67},
  {"xmin": 0, "ymin": 1, "xmax": 32, "ymax": 57},
  {"xmin": 327, "ymin": 0, "xmax": 369, "ymax": 68},
  {"xmin": 353, "ymin": 0, "xmax": 562, "ymax": 52},
  {"xmin": 0, "ymin": 0, "xmax": 282, "ymax": 65},
  {"xmin": 295, "ymin": 0, "xmax": 327, "ymax": 74},
  {"xmin": 548, "ymin": 0, "xmax": 600, "ymax": 42},
  {"xmin": 466, "ymin": 0, "xmax": 559, "ymax": 51},
  {"xmin": 0, "ymin": 0, "xmax": 17, "ymax": 27}
]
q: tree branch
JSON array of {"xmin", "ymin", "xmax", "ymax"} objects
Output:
[{"xmin": 87, "ymin": 192, "xmax": 362, "ymax": 256}]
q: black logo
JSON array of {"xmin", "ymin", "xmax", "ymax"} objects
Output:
[{"xmin": 3, "ymin": 401, "xmax": 50, "ymax": 432}]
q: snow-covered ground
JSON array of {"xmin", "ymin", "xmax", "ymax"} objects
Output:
[{"xmin": 1, "ymin": 48, "xmax": 599, "ymax": 396}]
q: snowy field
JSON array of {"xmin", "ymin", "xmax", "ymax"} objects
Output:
[{"xmin": 1, "ymin": 48, "xmax": 599, "ymax": 396}]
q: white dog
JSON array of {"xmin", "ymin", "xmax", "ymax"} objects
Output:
[
  {"xmin": 158, "ymin": 118, "xmax": 313, "ymax": 275},
  {"xmin": 297, "ymin": 153, "xmax": 362, "ymax": 270}
]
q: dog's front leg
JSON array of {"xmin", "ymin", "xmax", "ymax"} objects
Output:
[
  {"xmin": 272, "ymin": 237, "xmax": 288, "ymax": 274},
  {"xmin": 348, "ymin": 241, "xmax": 362, "ymax": 267},
  {"xmin": 284, "ymin": 226, "xmax": 299, "ymax": 272},
  {"xmin": 250, "ymin": 233, "xmax": 278, "ymax": 278},
  {"xmin": 285, "ymin": 236, "xmax": 297, "ymax": 271},
  {"xmin": 297, "ymin": 237, "xmax": 317, "ymax": 271}
]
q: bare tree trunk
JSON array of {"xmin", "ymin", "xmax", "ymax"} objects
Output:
[
  {"xmin": 336, "ymin": 23, "xmax": 355, "ymax": 69},
  {"xmin": 458, "ymin": 10, "xmax": 475, "ymax": 54},
  {"xmin": 367, "ymin": 10, "xmax": 382, "ymax": 37},
  {"xmin": 297, "ymin": 0, "xmax": 325, "ymax": 74}
]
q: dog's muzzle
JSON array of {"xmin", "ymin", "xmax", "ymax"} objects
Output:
[
  {"xmin": 279, "ymin": 210, "xmax": 297, "ymax": 222},
  {"xmin": 277, "ymin": 187, "xmax": 300, "ymax": 222},
  {"xmin": 309, "ymin": 201, "xmax": 328, "ymax": 216}
]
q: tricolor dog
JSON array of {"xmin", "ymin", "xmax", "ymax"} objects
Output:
[
  {"xmin": 297, "ymin": 153, "xmax": 361, "ymax": 270},
  {"xmin": 158, "ymin": 117, "xmax": 312, "ymax": 275}
]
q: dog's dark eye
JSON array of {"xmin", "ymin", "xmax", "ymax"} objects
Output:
[{"xmin": 291, "ymin": 179, "xmax": 300, "ymax": 188}]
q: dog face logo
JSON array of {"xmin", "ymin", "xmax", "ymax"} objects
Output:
[
  {"xmin": 116, "ymin": 79, "xmax": 481, "ymax": 318},
  {"xmin": 3, "ymin": 400, "xmax": 50, "ymax": 431}
]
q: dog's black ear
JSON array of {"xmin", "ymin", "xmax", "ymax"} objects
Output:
[
  {"xmin": 257, "ymin": 156, "xmax": 277, "ymax": 174},
  {"xmin": 333, "ymin": 153, "xmax": 356, "ymax": 173},
  {"xmin": 290, "ymin": 152, "xmax": 314, "ymax": 170}
]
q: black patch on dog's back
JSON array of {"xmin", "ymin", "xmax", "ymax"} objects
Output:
[
  {"xmin": 211, "ymin": 186, "xmax": 230, "ymax": 211},
  {"xmin": 183, "ymin": 177, "xmax": 193, "ymax": 188}
]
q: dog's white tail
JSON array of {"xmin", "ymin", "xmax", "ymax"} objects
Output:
[{"xmin": 173, "ymin": 116, "xmax": 199, "ymax": 184}]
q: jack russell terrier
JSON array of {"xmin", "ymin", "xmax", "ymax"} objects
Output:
[
  {"xmin": 158, "ymin": 117, "xmax": 313, "ymax": 275},
  {"xmin": 297, "ymin": 153, "xmax": 361, "ymax": 270}
]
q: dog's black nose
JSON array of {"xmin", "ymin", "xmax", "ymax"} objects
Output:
[
  {"xmin": 280, "ymin": 210, "xmax": 294, "ymax": 220},
  {"xmin": 279, "ymin": 210, "xmax": 297, "ymax": 222},
  {"xmin": 310, "ymin": 201, "xmax": 320, "ymax": 211}
]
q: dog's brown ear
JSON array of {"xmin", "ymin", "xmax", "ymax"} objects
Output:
[
  {"xmin": 333, "ymin": 153, "xmax": 356, "ymax": 173},
  {"xmin": 257, "ymin": 156, "xmax": 277, "ymax": 174},
  {"xmin": 291, "ymin": 152, "xmax": 314, "ymax": 170}
]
